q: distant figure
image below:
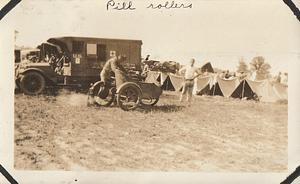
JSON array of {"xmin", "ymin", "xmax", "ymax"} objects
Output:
[
  {"xmin": 48, "ymin": 54, "xmax": 57, "ymax": 70},
  {"xmin": 141, "ymin": 63, "xmax": 150, "ymax": 80},
  {"xmin": 141, "ymin": 55, "xmax": 151, "ymax": 78},
  {"xmin": 281, "ymin": 72, "xmax": 288, "ymax": 85},
  {"xmin": 224, "ymin": 70, "xmax": 230, "ymax": 79},
  {"xmin": 178, "ymin": 58, "xmax": 200, "ymax": 102},
  {"xmin": 45, "ymin": 54, "xmax": 50, "ymax": 62},
  {"xmin": 143, "ymin": 63, "xmax": 150, "ymax": 74},
  {"xmin": 145, "ymin": 54, "xmax": 150, "ymax": 61},
  {"xmin": 275, "ymin": 72, "xmax": 281, "ymax": 83},
  {"xmin": 238, "ymin": 71, "xmax": 247, "ymax": 80}
]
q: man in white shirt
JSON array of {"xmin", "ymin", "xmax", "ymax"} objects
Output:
[{"xmin": 178, "ymin": 58, "xmax": 200, "ymax": 102}]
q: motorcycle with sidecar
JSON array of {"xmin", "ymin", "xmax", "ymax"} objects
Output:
[{"xmin": 87, "ymin": 70, "xmax": 162, "ymax": 111}]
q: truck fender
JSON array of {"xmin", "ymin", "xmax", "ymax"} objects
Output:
[{"xmin": 20, "ymin": 68, "xmax": 56, "ymax": 84}]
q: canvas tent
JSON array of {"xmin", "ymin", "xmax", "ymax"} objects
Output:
[
  {"xmin": 229, "ymin": 78, "xmax": 288, "ymax": 102},
  {"xmin": 144, "ymin": 69, "xmax": 288, "ymax": 103},
  {"xmin": 190, "ymin": 74, "xmax": 224, "ymax": 96},
  {"xmin": 159, "ymin": 72, "xmax": 169, "ymax": 85},
  {"xmin": 168, "ymin": 74, "xmax": 184, "ymax": 91},
  {"xmin": 200, "ymin": 62, "xmax": 214, "ymax": 73},
  {"xmin": 197, "ymin": 85, "xmax": 211, "ymax": 95},
  {"xmin": 153, "ymin": 72, "xmax": 214, "ymax": 92},
  {"xmin": 209, "ymin": 82, "xmax": 223, "ymax": 96},
  {"xmin": 273, "ymin": 82, "xmax": 288, "ymax": 100},
  {"xmin": 201, "ymin": 74, "xmax": 288, "ymax": 103},
  {"xmin": 205, "ymin": 74, "xmax": 222, "ymax": 96},
  {"xmin": 144, "ymin": 62, "xmax": 215, "ymax": 92},
  {"xmin": 166, "ymin": 62, "xmax": 215, "ymax": 93},
  {"xmin": 216, "ymin": 76, "xmax": 240, "ymax": 97},
  {"xmin": 144, "ymin": 61, "xmax": 288, "ymax": 103},
  {"xmin": 156, "ymin": 72, "xmax": 175, "ymax": 91},
  {"xmin": 231, "ymin": 80, "xmax": 255, "ymax": 99},
  {"xmin": 145, "ymin": 71, "xmax": 178, "ymax": 91},
  {"xmin": 168, "ymin": 74, "xmax": 214, "ymax": 94},
  {"xmin": 246, "ymin": 79, "xmax": 284, "ymax": 102},
  {"xmin": 145, "ymin": 71, "xmax": 160, "ymax": 83},
  {"xmin": 161, "ymin": 76, "xmax": 175, "ymax": 91},
  {"xmin": 193, "ymin": 75, "xmax": 212, "ymax": 95}
]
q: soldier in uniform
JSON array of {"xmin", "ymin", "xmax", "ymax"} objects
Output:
[{"xmin": 100, "ymin": 55, "xmax": 127, "ymax": 87}]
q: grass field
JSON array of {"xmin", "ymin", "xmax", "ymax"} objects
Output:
[{"xmin": 14, "ymin": 91, "xmax": 287, "ymax": 171}]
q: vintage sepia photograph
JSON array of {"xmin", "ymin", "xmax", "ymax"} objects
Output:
[{"xmin": 1, "ymin": 0, "xmax": 300, "ymax": 183}]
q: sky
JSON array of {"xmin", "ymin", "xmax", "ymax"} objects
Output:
[{"xmin": 4, "ymin": 0, "xmax": 300, "ymax": 74}]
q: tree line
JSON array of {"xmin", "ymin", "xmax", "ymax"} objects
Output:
[{"xmin": 237, "ymin": 56, "xmax": 273, "ymax": 81}]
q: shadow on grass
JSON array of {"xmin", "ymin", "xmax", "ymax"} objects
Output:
[
  {"xmin": 138, "ymin": 104, "xmax": 185, "ymax": 113},
  {"xmin": 15, "ymin": 86, "xmax": 89, "ymax": 96}
]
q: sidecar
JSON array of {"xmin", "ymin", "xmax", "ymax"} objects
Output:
[{"xmin": 116, "ymin": 81, "xmax": 162, "ymax": 111}]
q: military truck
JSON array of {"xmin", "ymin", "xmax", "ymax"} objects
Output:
[{"xmin": 15, "ymin": 36, "xmax": 143, "ymax": 95}]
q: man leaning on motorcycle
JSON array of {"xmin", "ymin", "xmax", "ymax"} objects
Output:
[{"xmin": 100, "ymin": 54, "xmax": 128, "ymax": 88}]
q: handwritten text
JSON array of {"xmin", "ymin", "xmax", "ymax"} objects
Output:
[{"xmin": 106, "ymin": 0, "xmax": 193, "ymax": 11}]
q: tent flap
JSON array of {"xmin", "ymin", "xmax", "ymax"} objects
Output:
[
  {"xmin": 169, "ymin": 74, "xmax": 184, "ymax": 91},
  {"xmin": 194, "ymin": 76, "xmax": 211, "ymax": 94},
  {"xmin": 217, "ymin": 76, "xmax": 240, "ymax": 97},
  {"xmin": 145, "ymin": 71, "xmax": 160, "ymax": 83},
  {"xmin": 231, "ymin": 80, "xmax": 255, "ymax": 99}
]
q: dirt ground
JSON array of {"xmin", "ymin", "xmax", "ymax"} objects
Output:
[{"xmin": 14, "ymin": 91, "xmax": 287, "ymax": 171}]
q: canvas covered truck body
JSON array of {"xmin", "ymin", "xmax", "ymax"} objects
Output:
[{"xmin": 16, "ymin": 36, "xmax": 143, "ymax": 95}]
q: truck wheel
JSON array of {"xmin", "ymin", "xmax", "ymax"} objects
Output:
[
  {"xmin": 20, "ymin": 71, "xmax": 46, "ymax": 95},
  {"xmin": 117, "ymin": 82, "xmax": 141, "ymax": 111}
]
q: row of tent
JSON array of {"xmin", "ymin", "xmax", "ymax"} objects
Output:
[{"xmin": 145, "ymin": 71, "xmax": 288, "ymax": 103}]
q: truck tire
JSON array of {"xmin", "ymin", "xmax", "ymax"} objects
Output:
[{"xmin": 20, "ymin": 71, "xmax": 46, "ymax": 95}]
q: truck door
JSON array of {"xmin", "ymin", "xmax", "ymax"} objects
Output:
[{"xmin": 71, "ymin": 40, "xmax": 85, "ymax": 76}]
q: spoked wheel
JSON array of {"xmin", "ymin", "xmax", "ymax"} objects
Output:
[
  {"xmin": 140, "ymin": 97, "xmax": 159, "ymax": 106},
  {"xmin": 117, "ymin": 82, "xmax": 141, "ymax": 111},
  {"xmin": 87, "ymin": 81, "xmax": 116, "ymax": 107},
  {"xmin": 20, "ymin": 71, "xmax": 46, "ymax": 95}
]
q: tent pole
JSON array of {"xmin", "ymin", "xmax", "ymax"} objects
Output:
[
  {"xmin": 213, "ymin": 84, "xmax": 216, "ymax": 96},
  {"xmin": 167, "ymin": 76, "xmax": 169, "ymax": 90},
  {"xmin": 241, "ymin": 80, "xmax": 245, "ymax": 99},
  {"xmin": 165, "ymin": 75, "xmax": 167, "ymax": 90}
]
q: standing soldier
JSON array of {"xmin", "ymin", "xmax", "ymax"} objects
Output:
[
  {"xmin": 178, "ymin": 58, "xmax": 201, "ymax": 102},
  {"xmin": 276, "ymin": 72, "xmax": 282, "ymax": 83}
]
